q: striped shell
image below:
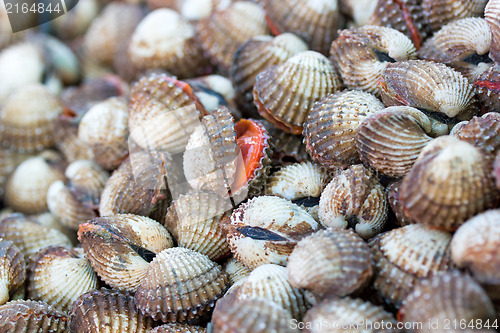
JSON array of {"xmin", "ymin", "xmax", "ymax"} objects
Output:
[
  {"xmin": 422, "ymin": 0, "xmax": 488, "ymax": 32},
  {"xmin": 0, "ymin": 240, "xmax": 25, "ymax": 306},
  {"xmin": 53, "ymin": 115, "xmax": 94, "ymax": 163},
  {"xmin": 150, "ymin": 324, "xmax": 207, "ymax": 333},
  {"xmin": 223, "ymin": 257, "xmax": 252, "ymax": 286},
  {"xmin": 485, "ymin": 0, "xmax": 500, "ymax": 63},
  {"xmin": 386, "ymin": 180, "xmax": 416, "ymax": 227},
  {"xmin": 0, "ymin": 300, "xmax": 68, "ymax": 333},
  {"xmin": 264, "ymin": 123, "xmax": 310, "ymax": 166}
]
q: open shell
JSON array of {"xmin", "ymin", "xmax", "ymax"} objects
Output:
[
  {"xmin": 0, "ymin": 300, "xmax": 68, "ymax": 333},
  {"xmin": 0, "ymin": 240, "xmax": 25, "ymax": 306}
]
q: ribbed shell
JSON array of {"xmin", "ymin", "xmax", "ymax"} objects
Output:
[
  {"xmin": 386, "ymin": 180, "xmax": 416, "ymax": 226},
  {"xmin": 134, "ymin": 247, "xmax": 229, "ymax": 322},
  {"xmin": 164, "ymin": 191, "xmax": 232, "ymax": 261},
  {"xmin": 77, "ymin": 214, "xmax": 173, "ymax": 292},
  {"xmin": 319, "ymin": 164, "xmax": 388, "ymax": 239},
  {"xmin": 225, "ymin": 196, "xmax": 320, "ymax": 269},
  {"xmin": 53, "ymin": 116, "xmax": 95, "ymax": 163},
  {"xmin": 69, "ymin": 288, "xmax": 153, "ymax": 333},
  {"xmin": 400, "ymin": 136, "xmax": 499, "ymax": 230},
  {"xmin": 0, "ymin": 148, "xmax": 32, "ymax": 200},
  {"xmin": 303, "ymin": 90, "xmax": 385, "ymax": 169},
  {"xmin": 339, "ymin": 0, "xmax": 378, "ymax": 26},
  {"xmin": 422, "ymin": 0, "xmax": 488, "ymax": 32},
  {"xmin": 150, "ymin": 324, "xmax": 207, "ymax": 333},
  {"xmin": 264, "ymin": 123, "xmax": 310, "ymax": 166},
  {"xmin": 369, "ymin": 224, "xmax": 453, "ymax": 308},
  {"xmin": 355, "ymin": 106, "xmax": 433, "ymax": 178},
  {"xmin": 0, "ymin": 240, "xmax": 25, "ymax": 306},
  {"xmin": 65, "ymin": 159, "xmax": 109, "ymax": 208},
  {"xmin": 27, "ymin": 246, "xmax": 99, "ymax": 312},
  {"xmin": 303, "ymin": 297, "xmax": 399, "ymax": 333},
  {"xmin": 223, "ymin": 257, "xmax": 252, "ymax": 286},
  {"xmin": 254, "ymin": 50, "xmax": 342, "ymax": 135},
  {"xmin": 287, "ymin": 229, "xmax": 372, "ymax": 298},
  {"xmin": 0, "ymin": 300, "xmax": 68, "ymax": 333},
  {"xmin": 474, "ymin": 63, "xmax": 500, "ymax": 113},
  {"xmin": 485, "ymin": 0, "xmax": 500, "ymax": 63},
  {"xmin": 330, "ymin": 25, "xmax": 417, "ymax": 96}
]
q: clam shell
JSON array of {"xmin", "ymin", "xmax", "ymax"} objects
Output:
[
  {"xmin": 474, "ymin": 63, "xmax": 500, "ymax": 113},
  {"xmin": 386, "ymin": 180, "xmax": 416, "ymax": 226},
  {"xmin": 355, "ymin": 106, "xmax": 433, "ymax": 178},
  {"xmin": 0, "ymin": 148, "xmax": 33, "ymax": 200},
  {"xmin": 0, "ymin": 240, "xmax": 25, "ymax": 306},
  {"xmin": 0, "ymin": 300, "xmax": 68, "ymax": 333},
  {"xmin": 69, "ymin": 288, "xmax": 154, "ymax": 333},
  {"xmin": 339, "ymin": 0, "xmax": 378, "ymax": 26},
  {"xmin": 53, "ymin": 115, "xmax": 95, "ymax": 163},
  {"xmin": 50, "ymin": 0, "xmax": 99, "ymax": 40},
  {"xmin": 369, "ymin": 224, "xmax": 453, "ymax": 308},
  {"xmin": 303, "ymin": 90, "xmax": 385, "ymax": 169},
  {"xmin": 254, "ymin": 50, "xmax": 342, "ymax": 134},
  {"xmin": 318, "ymin": 164, "xmax": 388, "ymax": 239},
  {"xmin": 486, "ymin": 0, "xmax": 500, "ymax": 63},
  {"xmin": 134, "ymin": 247, "xmax": 229, "ymax": 322},
  {"xmin": 400, "ymin": 136, "xmax": 499, "ymax": 230},
  {"xmin": 223, "ymin": 257, "xmax": 252, "ymax": 286},
  {"xmin": 150, "ymin": 324, "xmax": 207, "ymax": 333},
  {"xmin": 186, "ymin": 74, "xmax": 236, "ymax": 112},
  {"xmin": 77, "ymin": 214, "xmax": 173, "ymax": 292},
  {"xmin": 65, "ymin": 159, "xmax": 109, "ymax": 208},
  {"xmin": 265, "ymin": 125, "xmax": 310, "ymax": 166},
  {"xmin": 422, "ymin": 0, "xmax": 488, "ymax": 32},
  {"xmin": 287, "ymin": 229, "xmax": 372, "ymax": 298},
  {"xmin": 27, "ymin": 246, "xmax": 99, "ymax": 312}
]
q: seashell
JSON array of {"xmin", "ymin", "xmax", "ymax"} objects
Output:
[
  {"xmin": 78, "ymin": 214, "xmax": 173, "ymax": 292},
  {"xmin": 186, "ymin": 74, "xmax": 237, "ymax": 112},
  {"xmin": 53, "ymin": 115, "xmax": 95, "ymax": 163},
  {"xmin": 0, "ymin": 240, "xmax": 25, "ymax": 306},
  {"xmin": 134, "ymin": 247, "xmax": 229, "ymax": 322},
  {"xmin": 51, "ymin": 0, "xmax": 99, "ymax": 39},
  {"xmin": 474, "ymin": 63, "xmax": 500, "ymax": 113},
  {"xmin": 31, "ymin": 211, "xmax": 77, "ymax": 245},
  {"xmin": 164, "ymin": 191, "xmax": 232, "ymax": 261},
  {"xmin": 0, "ymin": 300, "xmax": 68, "ymax": 333},
  {"xmin": 0, "ymin": 7, "xmax": 25, "ymax": 49},
  {"xmin": 0, "ymin": 84, "xmax": 62, "ymax": 153},
  {"xmin": 128, "ymin": 8, "xmax": 209, "ymax": 78},
  {"xmin": 400, "ymin": 271, "xmax": 496, "ymax": 331},
  {"xmin": 369, "ymin": 224, "xmax": 453, "ymax": 308},
  {"xmin": 339, "ymin": 0, "xmax": 378, "ymax": 26},
  {"xmin": 212, "ymin": 297, "xmax": 297, "ymax": 333},
  {"xmin": 303, "ymin": 90, "xmax": 385, "ymax": 169},
  {"xmin": 231, "ymin": 33, "xmax": 307, "ymax": 116},
  {"xmin": 254, "ymin": 51, "xmax": 343, "ymax": 135},
  {"xmin": 303, "ymin": 297, "xmax": 399, "ymax": 333},
  {"xmin": 485, "ymin": 0, "xmax": 500, "ymax": 63},
  {"xmin": 318, "ymin": 164, "xmax": 388, "ymax": 239},
  {"xmin": 223, "ymin": 257, "xmax": 252, "ymax": 286},
  {"xmin": 69, "ymin": 288, "xmax": 154, "ymax": 333},
  {"xmin": 150, "ymin": 323, "xmax": 207, "ymax": 333},
  {"xmin": 287, "ymin": 229, "xmax": 373, "ymax": 298},
  {"xmin": 355, "ymin": 106, "xmax": 433, "ymax": 178},
  {"xmin": 65, "ymin": 159, "xmax": 110, "ymax": 208},
  {"xmin": 224, "ymin": 196, "xmax": 320, "ymax": 269},
  {"xmin": 260, "ymin": 0, "xmax": 343, "ymax": 54},
  {"xmin": 422, "ymin": 0, "xmax": 488, "ymax": 33},
  {"xmin": 419, "ymin": 17, "xmax": 492, "ymax": 82},
  {"xmin": 399, "ymin": 136, "xmax": 499, "ymax": 230},
  {"xmin": 27, "ymin": 246, "xmax": 99, "ymax": 312},
  {"xmin": 196, "ymin": 1, "xmax": 269, "ymax": 74},
  {"xmin": 265, "ymin": 125, "xmax": 310, "ymax": 166},
  {"xmin": 330, "ymin": 25, "xmax": 417, "ymax": 96},
  {"xmin": 0, "ymin": 148, "xmax": 33, "ymax": 200},
  {"xmin": 386, "ymin": 180, "xmax": 416, "ymax": 226}
]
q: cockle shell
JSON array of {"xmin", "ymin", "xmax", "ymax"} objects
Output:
[
  {"xmin": 485, "ymin": 0, "xmax": 500, "ymax": 63},
  {"xmin": 339, "ymin": 0, "xmax": 378, "ymax": 26},
  {"xmin": 355, "ymin": 106, "xmax": 433, "ymax": 178},
  {"xmin": 186, "ymin": 74, "xmax": 237, "ymax": 112},
  {"xmin": 134, "ymin": 247, "xmax": 229, "ymax": 322},
  {"xmin": 386, "ymin": 180, "xmax": 416, "ymax": 226},
  {"xmin": 0, "ymin": 300, "xmax": 68, "ymax": 333},
  {"xmin": 264, "ymin": 124, "xmax": 310, "ymax": 166},
  {"xmin": 254, "ymin": 51, "xmax": 342, "ymax": 134},
  {"xmin": 303, "ymin": 90, "xmax": 385, "ymax": 169},
  {"xmin": 0, "ymin": 148, "xmax": 32, "ymax": 200},
  {"xmin": 319, "ymin": 164, "xmax": 388, "ymax": 239},
  {"xmin": 369, "ymin": 224, "xmax": 453, "ymax": 308},
  {"xmin": 65, "ymin": 159, "xmax": 109, "ymax": 208},
  {"xmin": 223, "ymin": 257, "xmax": 252, "ymax": 286},
  {"xmin": 0, "ymin": 240, "xmax": 25, "ymax": 306},
  {"xmin": 474, "ymin": 63, "xmax": 500, "ymax": 113},
  {"xmin": 50, "ymin": 0, "xmax": 98, "ymax": 40},
  {"xmin": 422, "ymin": 0, "xmax": 488, "ymax": 32},
  {"xmin": 53, "ymin": 115, "xmax": 95, "ymax": 163},
  {"xmin": 150, "ymin": 324, "xmax": 207, "ymax": 333}
]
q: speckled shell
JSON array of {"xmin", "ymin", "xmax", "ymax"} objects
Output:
[
  {"xmin": 212, "ymin": 297, "xmax": 297, "ymax": 333},
  {"xmin": 422, "ymin": 0, "xmax": 488, "ymax": 32},
  {"xmin": 134, "ymin": 247, "xmax": 229, "ymax": 322},
  {"xmin": 355, "ymin": 106, "xmax": 433, "ymax": 178},
  {"xmin": 69, "ymin": 288, "xmax": 154, "ymax": 333},
  {"xmin": 0, "ymin": 84, "xmax": 62, "ymax": 152},
  {"xmin": 0, "ymin": 300, "xmax": 68, "ymax": 333},
  {"xmin": 0, "ymin": 240, "xmax": 25, "ymax": 306},
  {"xmin": 196, "ymin": 1, "xmax": 269, "ymax": 74},
  {"xmin": 474, "ymin": 63, "xmax": 500, "ymax": 113},
  {"xmin": 369, "ymin": 224, "xmax": 453, "ymax": 308},
  {"xmin": 485, "ymin": 0, "xmax": 500, "ymax": 63},
  {"xmin": 419, "ymin": 18, "xmax": 492, "ymax": 82},
  {"xmin": 77, "ymin": 214, "xmax": 173, "ymax": 292},
  {"xmin": 164, "ymin": 191, "xmax": 232, "ymax": 261},
  {"xmin": 150, "ymin": 324, "xmax": 207, "ymax": 333},
  {"xmin": 400, "ymin": 271, "xmax": 496, "ymax": 331},
  {"xmin": 330, "ymin": 25, "xmax": 417, "ymax": 96},
  {"xmin": 128, "ymin": 9, "xmax": 209, "ymax": 78},
  {"xmin": 303, "ymin": 297, "xmax": 399, "ymax": 333},
  {"xmin": 339, "ymin": 0, "xmax": 378, "ymax": 26},
  {"xmin": 304, "ymin": 90, "xmax": 385, "ymax": 169},
  {"xmin": 27, "ymin": 246, "xmax": 99, "ymax": 312},
  {"xmin": 262, "ymin": 121, "xmax": 310, "ymax": 166},
  {"xmin": 224, "ymin": 196, "xmax": 320, "ymax": 269},
  {"xmin": 231, "ymin": 33, "xmax": 308, "ymax": 115},
  {"xmin": 386, "ymin": 180, "xmax": 416, "ymax": 227},
  {"xmin": 400, "ymin": 136, "xmax": 499, "ymax": 230},
  {"xmin": 223, "ymin": 257, "xmax": 252, "ymax": 286},
  {"xmin": 319, "ymin": 164, "xmax": 388, "ymax": 239},
  {"xmin": 78, "ymin": 97, "xmax": 129, "ymax": 170}
]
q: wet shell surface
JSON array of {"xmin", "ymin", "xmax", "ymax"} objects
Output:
[
  {"xmin": 369, "ymin": 224, "xmax": 453, "ymax": 308},
  {"xmin": 254, "ymin": 50, "xmax": 342, "ymax": 135},
  {"xmin": 224, "ymin": 196, "xmax": 320, "ymax": 269},
  {"xmin": 287, "ymin": 229, "xmax": 373, "ymax": 298},
  {"xmin": 223, "ymin": 257, "xmax": 252, "ymax": 286},
  {"xmin": 150, "ymin": 324, "xmax": 207, "ymax": 333},
  {"xmin": 69, "ymin": 288, "xmax": 154, "ymax": 333},
  {"xmin": 134, "ymin": 247, "xmax": 229, "ymax": 322},
  {"xmin": 318, "ymin": 164, "xmax": 388, "ymax": 239},
  {"xmin": 303, "ymin": 90, "xmax": 385, "ymax": 169},
  {"xmin": 399, "ymin": 136, "xmax": 499, "ymax": 230},
  {"xmin": 0, "ymin": 240, "xmax": 25, "ymax": 305},
  {"xmin": 0, "ymin": 300, "xmax": 68, "ymax": 333}
]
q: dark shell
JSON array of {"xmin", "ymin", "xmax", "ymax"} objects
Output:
[{"xmin": 0, "ymin": 300, "xmax": 68, "ymax": 333}]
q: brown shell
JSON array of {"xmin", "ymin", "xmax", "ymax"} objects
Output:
[
  {"xmin": 134, "ymin": 247, "xmax": 229, "ymax": 322},
  {"xmin": 485, "ymin": 0, "xmax": 500, "ymax": 63},
  {"xmin": 369, "ymin": 224, "xmax": 453, "ymax": 308},
  {"xmin": 69, "ymin": 288, "xmax": 154, "ymax": 333},
  {"xmin": 150, "ymin": 324, "xmax": 207, "ymax": 333},
  {"xmin": 303, "ymin": 90, "xmax": 385, "ymax": 169},
  {"xmin": 422, "ymin": 0, "xmax": 488, "ymax": 32},
  {"xmin": 0, "ymin": 300, "xmax": 68, "ymax": 333},
  {"xmin": 355, "ymin": 106, "xmax": 433, "ymax": 178},
  {"xmin": 0, "ymin": 240, "xmax": 25, "ymax": 306},
  {"xmin": 263, "ymin": 122, "xmax": 310, "ymax": 166},
  {"xmin": 254, "ymin": 50, "xmax": 342, "ymax": 134},
  {"xmin": 386, "ymin": 180, "xmax": 416, "ymax": 226},
  {"xmin": 318, "ymin": 164, "xmax": 388, "ymax": 239},
  {"xmin": 77, "ymin": 214, "xmax": 173, "ymax": 292},
  {"xmin": 186, "ymin": 74, "xmax": 237, "ymax": 112},
  {"xmin": 0, "ymin": 148, "xmax": 32, "ymax": 200},
  {"xmin": 53, "ymin": 115, "xmax": 95, "ymax": 163},
  {"xmin": 474, "ymin": 63, "xmax": 500, "ymax": 113},
  {"xmin": 65, "ymin": 159, "xmax": 109, "ymax": 208},
  {"xmin": 339, "ymin": 0, "xmax": 378, "ymax": 26},
  {"xmin": 287, "ymin": 229, "xmax": 372, "ymax": 298},
  {"xmin": 400, "ymin": 136, "xmax": 499, "ymax": 230},
  {"xmin": 223, "ymin": 257, "xmax": 252, "ymax": 286}
]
